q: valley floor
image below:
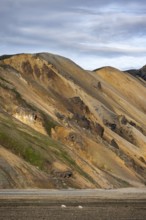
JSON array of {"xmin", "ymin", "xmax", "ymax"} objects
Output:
[{"xmin": 0, "ymin": 188, "xmax": 146, "ymax": 220}]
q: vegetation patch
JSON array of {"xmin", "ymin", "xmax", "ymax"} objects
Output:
[
  {"xmin": 0, "ymin": 111, "xmax": 97, "ymax": 186},
  {"xmin": 0, "ymin": 113, "xmax": 72, "ymax": 172},
  {"xmin": 24, "ymin": 147, "xmax": 43, "ymax": 168}
]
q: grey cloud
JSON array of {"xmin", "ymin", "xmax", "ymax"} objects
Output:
[
  {"xmin": 89, "ymin": 14, "xmax": 146, "ymax": 43},
  {"xmin": 76, "ymin": 44, "xmax": 146, "ymax": 57},
  {"xmin": 1, "ymin": 0, "xmax": 146, "ymax": 69}
]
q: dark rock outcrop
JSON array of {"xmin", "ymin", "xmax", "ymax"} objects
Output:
[
  {"xmin": 126, "ymin": 65, "xmax": 146, "ymax": 81},
  {"xmin": 94, "ymin": 123, "xmax": 104, "ymax": 137},
  {"xmin": 67, "ymin": 96, "xmax": 90, "ymax": 115},
  {"xmin": 111, "ymin": 139, "xmax": 119, "ymax": 149},
  {"xmin": 52, "ymin": 170, "xmax": 73, "ymax": 179}
]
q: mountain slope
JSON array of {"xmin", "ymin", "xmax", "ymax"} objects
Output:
[{"xmin": 0, "ymin": 53, "xmax": 146, "ymax": 189}]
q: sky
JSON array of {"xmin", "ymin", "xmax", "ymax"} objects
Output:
[{"xmin": 1, "ymin": 0, "xmax": 146, "ymax": 70}]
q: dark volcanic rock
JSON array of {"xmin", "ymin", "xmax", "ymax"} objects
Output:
[
  {"xmin": 21, "ymin": 61, "xmax": 33, "ymax": 75},
  {"xmin": 68, "ymin": 96, "xmax": 90, "ymax": 115},
  {"xmin": 52, "ymin": 170, "xmax": 73, "ymax": 179},
  {"xmin": 118, "ymin": 115, "xmax": 128, "ymax": 125},
  {"xmin": 34, "ymin": 64, "xmax": 41, "ymax": 77},
  {"xmin": 42, "ymin": 64, "xmax": 57, "ymax": 79},
  {"xmin": 139, "ymin": 156, "xmax": 146, "ymax": 164},
  {"xmin": 94, "ymin": 123, "xmax": 104, "ymax": 137},
  {"xmin": 126, "ymin": 65, "xmax": 146, "ymax": 81},
  {"xmin": 72, "ymin": 113, "xmax": 90, "ymax": 129},
  {"xmin": 111, "ymin": 139, "xmax": 119, "ymax": 149},
  {"xmin": 68, "ymin": 132, "xmax": 78, "ymax": 142},
  {"xmin": 104, "ymin": 121, "xmax": 117, "ymax": 131}
]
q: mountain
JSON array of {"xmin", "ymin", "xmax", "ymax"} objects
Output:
[
  {"xmin": 0, "ymin": 53, "xmax": 146, "ymax": 189},
  {"xmin": 126, "ymin": 65, "xmax": 146, "ymax": 81}
]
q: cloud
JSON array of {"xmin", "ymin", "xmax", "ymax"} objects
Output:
[{"xmin": 0, "ymin": 0, "xmax": 146, "ymax": 69}]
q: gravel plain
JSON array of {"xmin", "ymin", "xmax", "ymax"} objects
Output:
[{"xmin": 0, "ymin": 188, "xmax": 146, "ymax": 220}]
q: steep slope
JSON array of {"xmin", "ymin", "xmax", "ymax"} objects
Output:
[{"xmin": 0, "ymin": 53, "xmax": 146, "ymax": 189}]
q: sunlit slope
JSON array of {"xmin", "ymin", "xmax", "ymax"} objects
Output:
[
  {"xmin": 93, "ymin": 67, "xmax": 146, "ymax": 150},
  {"xmin": 0, "ymin": 53, "xmax": 145, "ymax": 188},
  {"xmin": 93, "ymin": 66, "xmax": 146, "ymax": 116}
]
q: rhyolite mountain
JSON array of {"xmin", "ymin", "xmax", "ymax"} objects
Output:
[{"xmin": 0, "ymin": 53, "xmax": 146, "ymax": 189}]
